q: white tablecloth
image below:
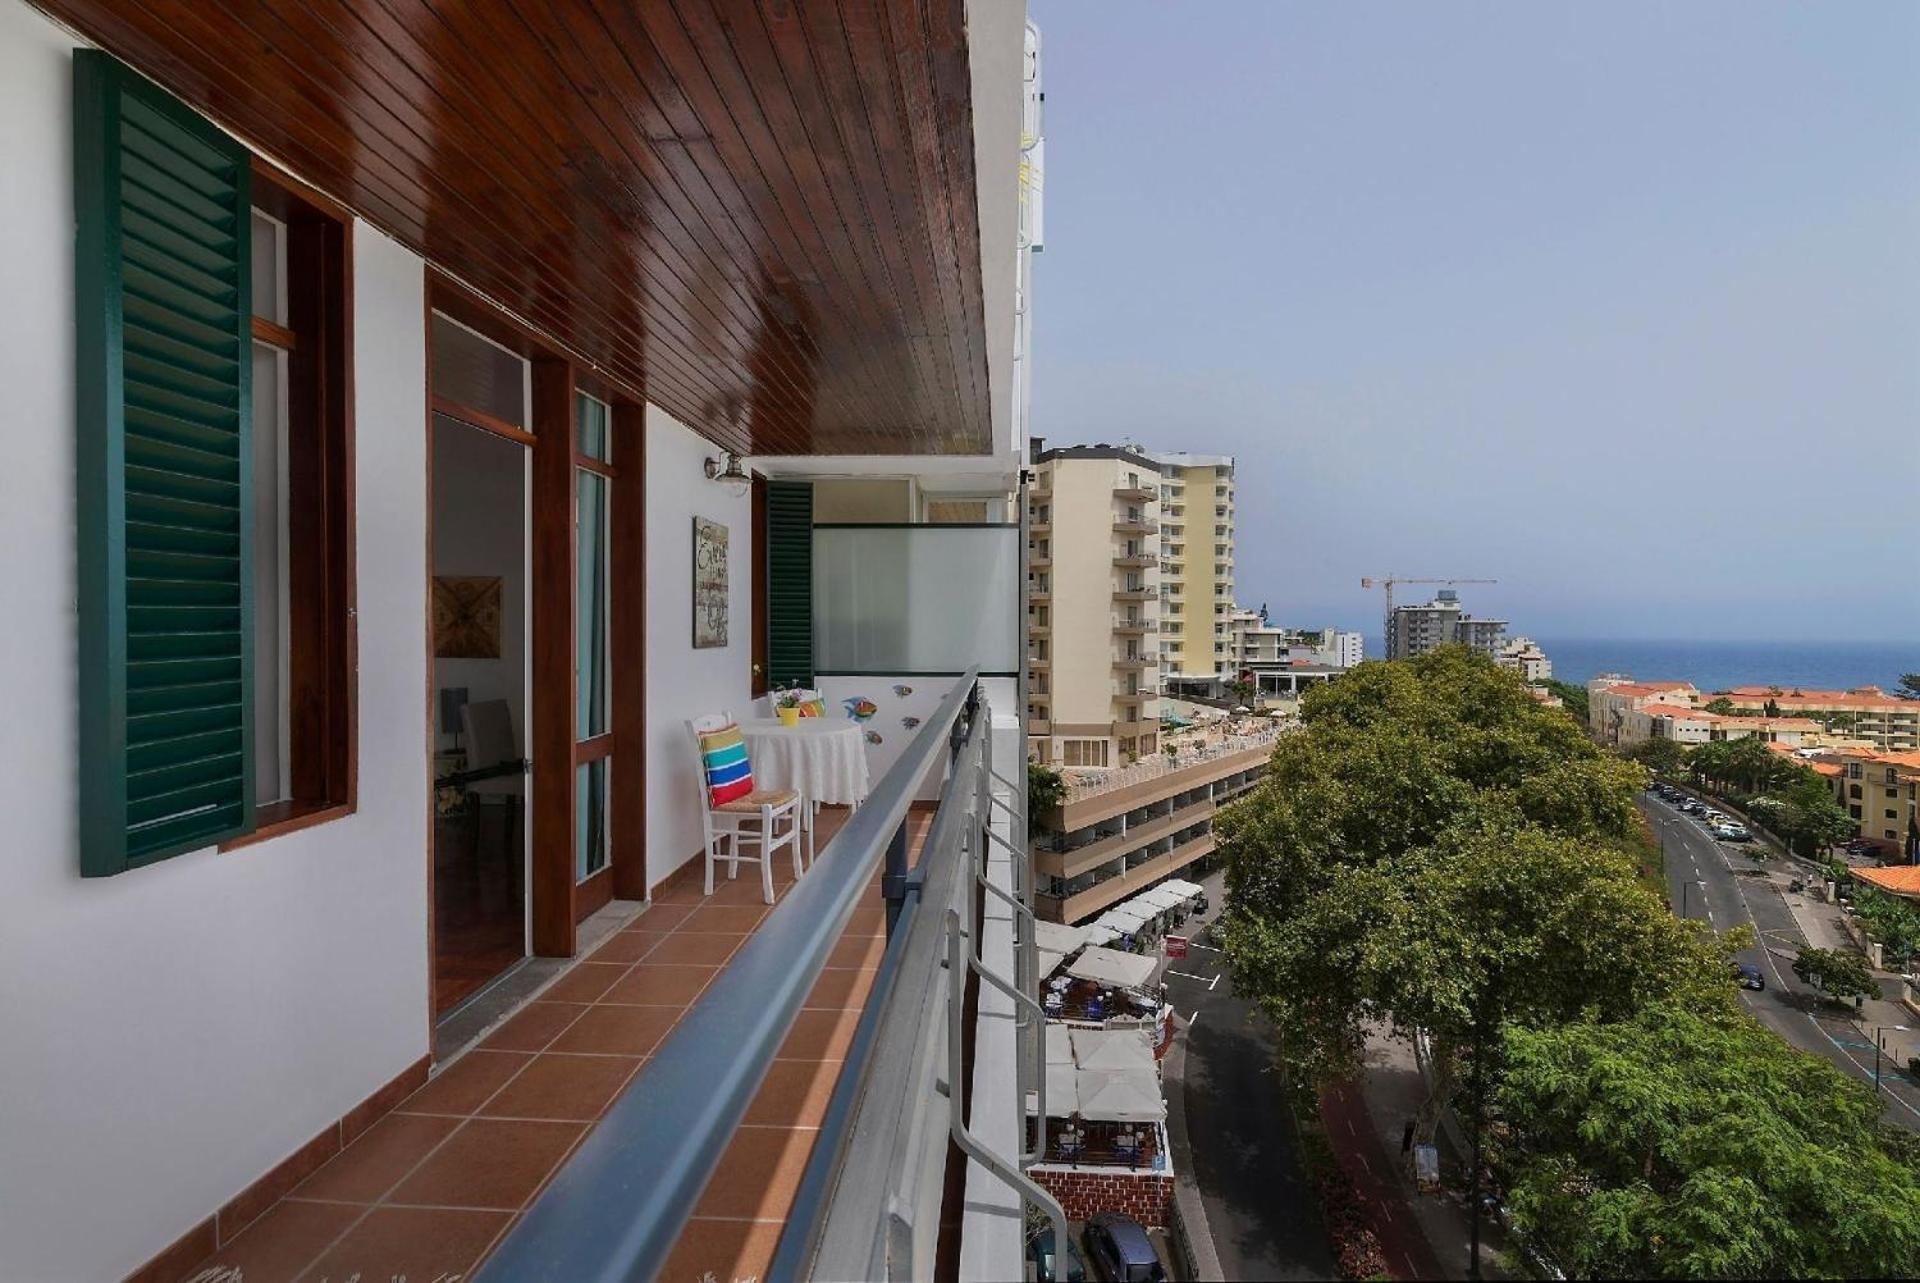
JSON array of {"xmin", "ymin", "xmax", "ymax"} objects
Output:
[{"xmin": 738, "ymin": 718, "xmax": 871, "ymax": 806}]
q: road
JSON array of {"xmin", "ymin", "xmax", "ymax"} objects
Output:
[
  {"xmin": 1642, "ymin": 792, "xmax": 1920, "ymax": 1126},
  {"xmin": 1166, "ymin": 876, "xmax": 1338, "ymax": 1281}
]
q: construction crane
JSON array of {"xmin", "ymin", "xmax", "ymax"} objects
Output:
[{"xmin": 1361, "ymin": 576, "xmax": 1497, "ymax": 617}]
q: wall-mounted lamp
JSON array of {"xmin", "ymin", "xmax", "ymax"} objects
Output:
[{"xmin": 704, "ymin": 451, "xmax": 752, "ymax": 497}]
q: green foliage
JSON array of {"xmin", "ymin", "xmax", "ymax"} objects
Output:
[
  {"xmin": 1623, "ymin": 736, "xmax": 1687, "ymax": 777},
  {"xmin": 1498, "ymin": 1003, "xmax": 1920, "ymax": 1280},
  {"xmin": 1026, "ymin": 762, "xmax": 1064, "ymax": 838},
  {"xmin": 1851, "ymin": 886, "xmax": 1920, "ymax": 960},
  {"xmin": 1703, "ymin": 697, "xmax": 1735, "ymax": 715},
  {"xmin": 1791, "ymin": 945, "xmax": 1877, "ymax": 1000},
  {"xmin": 1901, "ymin": 673, "xmax": 1920, "ymax": 699},
  {"xmin": 1543, "ymin": 678, "xmax": 1589, "ymax": 726},
  {"xmin": 1218, "ymin": 647, "xmax": 1703, "ymax": 1084}
]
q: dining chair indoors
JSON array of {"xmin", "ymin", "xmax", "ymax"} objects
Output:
[{"xmin": 689, "ymin": 713, "xmax": 805, "ymax": 903}]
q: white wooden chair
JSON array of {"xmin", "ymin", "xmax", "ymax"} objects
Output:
[{"xmin": 689, "ymin": 713, "xmax": 804, "ymax": 903}]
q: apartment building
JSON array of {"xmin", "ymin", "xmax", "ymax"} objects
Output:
[
  {"xmin": 1026, "ymin": 442, "xmax": 1163, "ymax": 768},
  {"xmin": 1386, "ymin": 589, "xmax": 1509, "ymax": 661},
  {"xmin": 1592, "ymin": 677, "xmax": 1920, "ymax": 756},
  {"xmin": 1149, "ymin": 452, "xmax": 1237, "ymax": 690},
  {"xmin": 1224, "ymin": 613, "xmax": 1363, "ymax": 670},
  {"xmin": 1715, "ymin": 687, "xmax": 1920, "ymax": 754},
  {"xmin": 1, "ymin": 5, "xmax": 1054, "ymax": 1281},
  {"xmin": 1033, "ymin": 733, "xmax": 1275, "ymax": 924},
  {"xmin": 1815, "ymin": 749, "xmax": 1920, "ymax": 857},
  {"xmin": 1496, "ymin": 636, "xmax": 1553, "ymax": 683}
]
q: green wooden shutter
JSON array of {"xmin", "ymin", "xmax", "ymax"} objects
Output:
[
  {"xmin": 76, "ymin": 52, "xmax": 254, "ymax": 875},
  {"xmin": 765, "ymin": 480, "xmax": 814, "ymax": 688}
]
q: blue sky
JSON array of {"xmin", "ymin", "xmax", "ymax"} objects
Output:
[{"xmin": 1028, "ymin": 1, "xmax": 1920, "ymax": 642}]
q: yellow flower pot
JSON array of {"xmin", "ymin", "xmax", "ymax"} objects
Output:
[{"xmin": 777, "ymin": 706, "xmax": 800, "ymax": 727}]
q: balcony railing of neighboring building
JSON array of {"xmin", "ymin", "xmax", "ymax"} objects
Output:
[
  {"xmin": 1112, "ymin": 653, "xmax": 1156, "ymax": 671},
  {"xmin": 1113, "ymin": 585, "xmax": 1153, "ymax": 601},
  {"xmin": 1113, "ymin": 481, "xmax": 1155, "ymax": 500},
  {"xmin": 1110, "ymin": 616, "xmax": 1155, "ymax": 634},
  {"xmin": 1112, "ymin": 552, "xmax": 1156, "ymax": 569},
  {"xmin": 476, "ymin": 672, "xmax": 1066, "ymax": 1283},
  {"xmin": 1060, "ymin": 728, "xmax": 1281, "ymax": 802},
  {"xmin": 1112, "ymin": 516, "xmax": 1158, "ymax": 535}
]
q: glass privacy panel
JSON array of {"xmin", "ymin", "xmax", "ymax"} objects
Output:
[
  {"xmin": 813, "ymin": 526, "xmax": 1020, "ymax": 673},
  {"xmin": 576, "ymin": 470, "xmax": 609, "ymax": 738},
  {"xmin": 576, "ymin": 758, "xmax": 608, "ymax": 880}
]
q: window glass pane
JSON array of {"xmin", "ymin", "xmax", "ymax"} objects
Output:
[
  {"xmin": 251, "ymin": 341, "xmax": 290, "ymax": 803},
  {"xmin": 576, "ymin": 469, "xmax": 609, "ymax": 737},
  {"xmin": 431, "ymin": 312, "xmax": 530, "ymax": 426},
  {"xmin": 576, "ymin": 758, "xmax": 608, "ymax": 880},
  {"xmin": 249, "ymin": 211, "xmax": 284, "ymax": 324},
  {"xmin": 576, "ymin": 391, "xmax": 611, "ymax": 462}
]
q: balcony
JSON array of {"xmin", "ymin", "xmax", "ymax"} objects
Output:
[
  {"xmin": 1029, "ymin": 655, "xmax": 1050, "ymax": 670},
  {"xmin": 1035, "ymin": 801, "xmax": 1214, "ymax": 881},
  {"xmin": 1039, "ymin": 833, "xmax": 1217, "ymax": 924},
  {"xmin": 1029, "ymin": 583, "xmax": 1051, "ymax": 601},
  {"xmin": 467, "ymin": 675, "xmax": 1058, "ymax": 1283},
  {"xmin": 1113, "ymin": 516, "xmax": 1158, "ymax": 535},
  {"xmin": 1111, "ymin": 616, "xmax": 1154, "ymax": 634},
  {"xmin": 1028, "ymin": 550, "xmax": 1051, "ymax": 569},
  {"xmin": 1028, "ymin": 621, "xmax": 1051, "ymax": 638},
  {"xmin": 1029, "ymin": 717, "xmax": 1053, "ymax": 736},
  {"xmin": 1113, "ymin": 585, "xmax": 1153, "ymax": 601},
  {"xmin": 1028, "ymin": 517, "xmax": 1051, "ymax": 536},
  {"xmin": 1112, "ymin": 653, "xmax": 1156, "ymax": 671},
  {"xmin": 1113, "ymin": 481, "xmax": 1155, "ymax": 501}
]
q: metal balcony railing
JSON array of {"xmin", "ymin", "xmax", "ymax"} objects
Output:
[{"xmin": 476, "ymin": 671, "xmax": 1064, "ymax": 1283}]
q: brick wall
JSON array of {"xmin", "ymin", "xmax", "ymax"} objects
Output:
[{"xmin": 1032, "ymin": 1165, "xmax": 1174, "ymax": 1228}]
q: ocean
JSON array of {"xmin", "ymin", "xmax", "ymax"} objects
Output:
[
  {"xmin": 1361, "ymin": 637, "xmax": 1914, "ymax": 692},
  {"xmin": 1526, "ymin": 638, "xmax": 1910, "ymax": 694}
]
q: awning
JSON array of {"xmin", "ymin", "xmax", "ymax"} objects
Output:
[
  {"xmin": 1096, "ymin": 906, "xmax": 1151, "ymax": 934},
  {"xmin": 1084, "ymin": 924, "xmax": 1123, "ymax": 948},
  {"xmin": 1161, "ymin": 878, "xmax": 1204, "ymax": 898},
  {"xmin": 1027, "ymin": 1060, "xmax": 1081, "ymax": 1117},
  {"xmin": 1076, "ymin": 1065, "xmax": 1167, "ymax": 1123},
  {"xmin": 1070, "ymin": 1026, "xmax": 1158, "ymax": 1075},
  {"xmin": 1035, "ymin": 919, "xmax": 1093, "ymax": 979},
  {"xmin": 1047, "ymin": 1023, "xmax": 1075, "ymax": 1065},
  {"xmin": 1067, "ymin": 946, "xmax": 1158, "ymax": 990},
  {"xmin": 1132, "ymin": 886, "xmax": 1188, "ymax": 912}
]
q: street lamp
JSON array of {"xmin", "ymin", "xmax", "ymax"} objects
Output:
[{"xmin": 1875, "ymin": 1025, "xmax": 1909, "ymax": 1096}]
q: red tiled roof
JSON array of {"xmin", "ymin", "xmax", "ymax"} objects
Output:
[{"xmin": 1853, "ymin": 865, "xmax": 1920, "ymax": 897}]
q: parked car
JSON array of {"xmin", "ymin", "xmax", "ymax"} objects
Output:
[
  {"xmin": 1722, "ymin": 825, "xmax": 1752, "ymax": 842},
  {"xmin": 1083, "ymin": 1212, "xmax": 1167, "ymax": 1283},
  {"xmin": 1735, "ymin": 963, "xmax": 1766, "ymax": 991},
  {"xmin": 1028, "ymin": 1228, "xmax": 1089, "ymax": 1283}
]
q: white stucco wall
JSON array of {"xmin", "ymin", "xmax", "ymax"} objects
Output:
[
  {"xmin": 644, "ymin": 404, "xmax": 756, "ymax": 890},
  {"xmin": 0, "ymin": 8, "xmax": 433, "ymax": 1276}
]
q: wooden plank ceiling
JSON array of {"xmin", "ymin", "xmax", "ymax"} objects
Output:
[{"xmin": 38, "ymin": 0, "xmax": 992, "ymax": 456}]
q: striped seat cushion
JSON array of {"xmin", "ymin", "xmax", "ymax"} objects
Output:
[
  {"xmin": 795, "ymin": 698, "xmax": 828, "ymax": 718},
  {"xmin": 714, "ymin": 787, "xmax": 799, "ymax": 813},
  {"xmin": 697, "ymin": 723, "xmax": 754, "ymax": 807}
]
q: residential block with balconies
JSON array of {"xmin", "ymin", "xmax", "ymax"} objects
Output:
[{"xmin": 1026, "ymin": 441, "xmax": 1167, "ymax": 767}]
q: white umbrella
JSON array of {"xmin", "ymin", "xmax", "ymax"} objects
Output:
[
  {"xmin": 1071, "ymin": 1025, "xmax": 1158, "ymax": 1075},
  {"xmin": 1097, "ymin": 906, "xmax": 1151, "ymax": 934},
  {"xmin": 1133, "ymin": 886, "xmax": 1186, "ymax": 912},
  {"xmin": 1067, "ymin": 945, "xmax": 1157, "ymax": 990},
  {"xmin": 1028, "ymin": 1060, "xmax": 1081, "ymax": 1118},
  {"xmin": 1034, "ymin": 919, "xmax": 1092, "ymax": 956},
  {"xmin": 1084, "ymin": 924, "xmax": 1122, "ymax": 948},
  {"xmin": 1161, "ymin": 878, "xmax": 1203, "ymax": 898},
  {"xmin": 1076, "ymin": 1064, "xmax": 1166, "ymax": 1123},
  {"xmin": 1047, "ymin": 1022, "xmax": 1075, "ymax": 1065}
]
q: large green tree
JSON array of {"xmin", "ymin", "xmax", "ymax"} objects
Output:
[
  {"xmin": 1218, "ymin": 649, "xmax": 1714, "ymax": 1124},
  {"xmin": 1497, "ymin": 1003, "xmax": 1920, "ymax": 1279}
]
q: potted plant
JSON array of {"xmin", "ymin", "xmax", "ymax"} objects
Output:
[{"xmin": 773, "ymin": 688, "xmax": 806, "ymax": 726}]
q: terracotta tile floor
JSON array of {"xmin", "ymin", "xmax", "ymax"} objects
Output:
[{"xmin": 182, "ymin": 807, "xmax": 929, "ymax": 1283}]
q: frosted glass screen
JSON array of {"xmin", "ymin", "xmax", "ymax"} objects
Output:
[{"xmin": 813, "ymin": 526, "xmax": 1020, "ymax": 673}]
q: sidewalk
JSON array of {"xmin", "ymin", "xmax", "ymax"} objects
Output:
[{"xmin": 1775, "ymin": 872, "xmax": 1920, "ymax": 1076}]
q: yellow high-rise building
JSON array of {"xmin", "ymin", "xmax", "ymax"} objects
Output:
[
  {"xmin": 1026, "ymin": 443, "xmax": 1163, "ymax": 767},
  {"xmin": 1146, "ymin": 452, "xmax": 1236, "ymax": 693}
]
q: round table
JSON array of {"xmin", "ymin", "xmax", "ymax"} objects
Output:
[{"xmin": 737, "ymin": 718, "xmax": 871, "ymax": 807}]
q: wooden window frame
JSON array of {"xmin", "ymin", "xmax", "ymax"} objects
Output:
[
  {"xmin": 222, "ymin": 160, "xmax": 358, "ymax": 850},
  {"xmin": 425, "ymin": 273, "xmax": 645, "ymax": 962}
]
